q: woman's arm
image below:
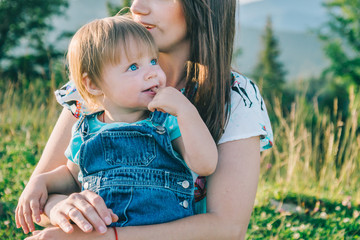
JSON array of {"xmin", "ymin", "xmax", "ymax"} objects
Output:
[
  {"xmin": 39, "ymin": 136, "xmax": 260, "ymax": 240},
  {"xmin": 30, "ymin": 108, "xmax": 77, "ymax": 178}
]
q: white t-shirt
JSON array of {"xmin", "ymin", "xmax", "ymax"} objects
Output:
[{"xmin": 219, "ymin": 72, "xmax": 273, "ymax": 150}]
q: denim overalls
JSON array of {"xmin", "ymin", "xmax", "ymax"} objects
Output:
[{"xmin": 77, "ymin": 111, "xmax": 194, "ymax": 227}]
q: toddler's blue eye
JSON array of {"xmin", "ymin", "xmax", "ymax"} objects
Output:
[
  {"xmin": 127, "ymin": 64, "xmax": 138, "ymax": 71},
  {"xmin": 150, "ymin": 59, "xmax": 158, "ymax": 65}
]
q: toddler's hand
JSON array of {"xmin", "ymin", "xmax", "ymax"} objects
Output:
[
  {"xmin": 15, "ymin": 175, "xmax": 48, "ymax": 234},
  {"xmin": 148, "ymin": 87, "xmax": 195, "ymax": 117}
]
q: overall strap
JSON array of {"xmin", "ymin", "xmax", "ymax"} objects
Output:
[
  {"xmin": 76, "ymin": 111, "xmax": 103, "ymax": 142},
  {"xmin": 149, "ymin": 110, "xmax": 169, "ymax": 126}
]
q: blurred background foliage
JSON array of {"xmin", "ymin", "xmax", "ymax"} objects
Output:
[{"xmin": 0, "ymin": 0, "xmax": 68, "ymax": 83}]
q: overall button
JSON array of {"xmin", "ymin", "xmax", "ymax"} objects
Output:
[
  {"xmin": 182, "ymin": 180, "xmax": 190, "ymax": 189},
  {"xmin": 156, "ymin": 126, "xmax": 166, "ymax": 134},
  {"xmin": 182, "ymin": 200, "xmax": 189, "ymax": 209},
  {"xmin": 83, "ymin": 182, "xmax": 89, "ymax": 190}
]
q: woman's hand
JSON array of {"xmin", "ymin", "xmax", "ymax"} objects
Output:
[
  {"xmin": 48, "ymin": 190, "xmax": 118, "ymax": 234},
  {"xmin": 24, "ymin": 225, "xmax": 115, "ymax": 240}
]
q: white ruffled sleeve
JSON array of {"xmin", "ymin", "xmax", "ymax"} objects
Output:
[
  {"xmin": 54, "ymin": 81, "xmax": 90, "ymax": 118},
  {"xmin": 218, "ymin": 72, "xmax": 273, "ymax": 151}
]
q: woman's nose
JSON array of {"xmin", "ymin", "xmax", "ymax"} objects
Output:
[{"xmin": 130, "ymin": 0, "xmax": 150, "ymax": 16}]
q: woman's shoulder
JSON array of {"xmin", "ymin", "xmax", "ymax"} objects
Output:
[{"xmin": 218, "ymin": 71, "xmax": 273, "ymax": 151}]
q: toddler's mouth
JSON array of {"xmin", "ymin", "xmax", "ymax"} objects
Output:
[{"xmin": 143, "ymin": 86, "xmax": 158, "ymax": 94}]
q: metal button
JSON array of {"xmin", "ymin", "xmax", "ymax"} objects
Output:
[
  {"xmin": 182, "ymin": 180, "xmax": 190, "ymax": 189},
  {"xmin": 83, "ymin": 182, "xmax": 89, "ymax": 190},
  {"xmin": 156, "ymin": 126, "xmax": 166, "ymax": 134},
  {"xmin": 182, "ymin": 200, "xmax": 189, "ymax": 209}
]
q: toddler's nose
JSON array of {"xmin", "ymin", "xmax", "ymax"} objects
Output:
[{"xmin": 145, "ymin": 70, "xmax": 157, "ymax": 81}]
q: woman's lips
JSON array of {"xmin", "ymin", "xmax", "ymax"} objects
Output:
[
  {"xmin": 145, "ymin": 25, "xmax": 155, "ymax": 30},
  {"xmin": 140, "ymin": 22, "xmax": 156, "ymax": 30}
]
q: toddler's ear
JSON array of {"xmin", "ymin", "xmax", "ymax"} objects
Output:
[{"xmin": 82, "ymin": 73, "xmax": 103, "ymax": 96}]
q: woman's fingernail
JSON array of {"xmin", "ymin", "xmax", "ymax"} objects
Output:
[
  {"xmin": 36, "ymin": 217, "xmax": 41, "ymax": 222},
  {"xmin": 99, "ymin": 226, "xmax": 107, "ymax": 233},
  {"xmin": 105, "ymin": 216, "xmax": 111, "ymax": 225},
  {"xmin": 65, "ymin": 225, "xmax": 72, "ymax": 232},
  {"xmin": 84, "ymin": 224, "xmax": 92, "ymax": 231}
]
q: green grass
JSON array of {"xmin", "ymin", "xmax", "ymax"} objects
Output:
[
  {"xmin": 0, "ymin": 79, "xmax": 60, "ymax": 239},
  {"xmin": 1, "ymin": 79, "xmax": 359, "ymax": 239},
  {"xmin": 247, "ymin": 185, "xmax": 360, "ymax": 239}
]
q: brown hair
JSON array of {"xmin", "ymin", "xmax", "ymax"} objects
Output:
[
  {"xmin": 180, "ymin": 0, "xmax": 236, "ymax": 143},
  {"xmin": 67, "ymin": 16, "xmax": 158, "ymax": 110}
]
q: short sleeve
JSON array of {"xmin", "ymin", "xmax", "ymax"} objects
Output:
[
  {"xmin": 218, "ymin": 72, "xmax": 273, "ymax": 151},
  {"xmin": 64, "ymin": 122, "xmax": 84, "ymax": 165},
  {"xmin": 164, "ymin": 114, "xmax": 181, "ymax": 141},
  {"xmin": 54, "ymin": 81, "xmax": 90, "ymax": 118}
]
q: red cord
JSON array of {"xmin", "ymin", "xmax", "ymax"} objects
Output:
[{"xmin": 113, "ymin": 226, "xmax": 118, "ymax": 240}]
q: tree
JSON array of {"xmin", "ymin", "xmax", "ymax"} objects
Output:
[
  {"xmin": 319, "ymin": 0, "xmax": 360, "ymax": 86},
  {"xmin": 252, "ymin": 16, "xmax": 286, "ymax": 101},
  {"xmin": 0, "ymin": 0, "xmax": 68, "ymax": 61}
]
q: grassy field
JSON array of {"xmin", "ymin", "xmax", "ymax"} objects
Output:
[{"xmin": 0, "ymin": 79, "xmax": 359, "ymax": 239}]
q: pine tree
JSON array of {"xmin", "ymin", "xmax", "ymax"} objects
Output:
[
  {"xmin": 253, "ymin": 16, "xmax": 286, "ymax": 101},
  {"xmin": 319, "ymin": 0, "xmax": 360, "ymax": 86}
]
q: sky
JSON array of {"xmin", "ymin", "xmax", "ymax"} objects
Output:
[{"xmin": 239, "ymin": 0, "xmax": 263, "ymax": 5}]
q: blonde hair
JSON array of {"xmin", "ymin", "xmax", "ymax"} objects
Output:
[{"xmin": 67, "ymin": 16, "xmax": 158, "ymax": 110}]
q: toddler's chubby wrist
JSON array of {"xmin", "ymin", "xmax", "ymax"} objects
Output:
[
  {"xmin": 31, "ymin": 172, "xmax": 50, "ymax": 189},
  {"xmin": 47, "ymin": 194, "xmax": 68, "ymax": 220},
  {"xmin": 31, "ymin": 173, "xmax": 47, "ymax": 185}
]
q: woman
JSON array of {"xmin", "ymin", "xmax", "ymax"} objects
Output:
[{"xmin": 20, "ymin": 0, "xmax": 273, "ymax": 239}]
